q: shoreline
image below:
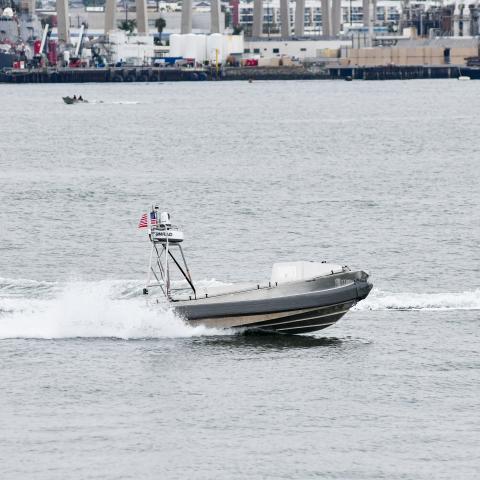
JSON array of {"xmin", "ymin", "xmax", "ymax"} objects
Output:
[{"xmin": 1, "ymin": 64, "xmax": 478, "ymax": 83}]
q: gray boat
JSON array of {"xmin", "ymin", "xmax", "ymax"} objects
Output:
[
  {"xmin": 141, "ymin": 209, "xmax": 372, "ymax": 334},
  {"xmin": 62, "ymin": 96, "xmax": 88, "ymax": 105}
]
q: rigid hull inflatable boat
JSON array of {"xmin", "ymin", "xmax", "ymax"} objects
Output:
[{"xmin": 141, "ymin": 210, "xmax": 372, "ymax": 334}]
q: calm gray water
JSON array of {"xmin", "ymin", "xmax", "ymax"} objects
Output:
[{"xmin": 1, "ymin": 80, "xmax": 479, "ymax": 479}]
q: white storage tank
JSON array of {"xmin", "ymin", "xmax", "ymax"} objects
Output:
[
  {"xmin": 183, "ymin": 33, "xmax": 197, "ymax": 60},
  {"xmin": 195, "ymin": 34, "xmax": 207, "ymax": 64},
  {"xmin": 169, "ymin": 33, "xmax": 183, "ymax": 57},
  {"xmin": 223, "ymin": 35, "xmax": 232, "ymax": 60},
  {"xmin": 223, "ymin": 34, "xmax": 244, "ymax": 62},
  {"xmin": 230, "ymin": 35, "xmax": 244, "ymax": 55},
  {"xmin": 207, "ymin": 33, "xmax": 224, "ymax": 64},
  {"xmin": 108, "ymin": 30, "xmax": 127, "ymax": 45}
]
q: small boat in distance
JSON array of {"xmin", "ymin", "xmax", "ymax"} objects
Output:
[
  {"xmin": 141, "ymin": 209, "xmax": 372, "ymax": 334},
  {"xmin": 62, "ymin": 96, "xmax": 88, "ymax": 104}
]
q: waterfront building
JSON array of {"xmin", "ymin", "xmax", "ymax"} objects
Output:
[{"xmin": 237, "ymin": 0, "xmax": 403, "ymax": 36}]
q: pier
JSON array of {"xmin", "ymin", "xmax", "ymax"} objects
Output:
[
  {"xmin": 225, "ymin": 65, "xmax": 478, "ymax": 81},
  {"xmin": 0, "ymin": 66, "xmax": 211, "ymax": 84},
  {"xmin": 328, "ymin": 65, "xmax": 478, "ymax": 80},
  {"xmin": 1, "ymin": 65, "xmax": 479, "ymax": 83}
]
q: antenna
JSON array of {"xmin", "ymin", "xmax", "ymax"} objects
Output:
[{"xmin": 143, "ymin": 211, "xmax": 196, "ymax": 300}]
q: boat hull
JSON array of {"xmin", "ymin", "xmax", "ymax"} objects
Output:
[
  {"xmin": 186, "ymin": 300, "xmax": 355, "ymax": 334},
  {"xmin": 173, "ymin": 270, "xmax": 372, "ymax": 334}
]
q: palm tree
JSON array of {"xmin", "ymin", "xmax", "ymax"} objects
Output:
[
  {"xmin": 233, "ymin": 24, "xmax": 244, "ymax": 35},
  {"xmin": 155, "ymin": 17, "xmax": 166, "ymax": 45},
  {"xmin": 119, "ymin": 19, "xmax": 137, "ymax": 35}
]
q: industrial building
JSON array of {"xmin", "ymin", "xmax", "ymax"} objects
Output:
[
  {"xmin": 237, "ymin": 0, "xmax": 402, "ymax": 36},
  {"xmin": 5, "ymin": 1, "xmax": 480, "ymax": 41}
]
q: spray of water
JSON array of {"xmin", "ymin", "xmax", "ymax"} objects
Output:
[
  {"xmin": 356, "ymin": 288, "xmax": 480, "ymax": 311},
  {"xmin": 0, "ymin": 278, "xmax": 227, "ymax": 340},
  {"xmin": 2, "ymin": 278, "xmax": 479, "ymax": 339}
]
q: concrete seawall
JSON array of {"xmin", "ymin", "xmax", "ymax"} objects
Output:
[
  {"xmin": 227, "ymin": 65, "xmax": 477, "ymax": 80},
  {"xmin": 222, "ymin": 66, "xmax": 330, "ymax": 80},
  {"xmin": 0, "ymin": 67, "xmax": 210, "ymax": 83},
  {"xmin": 1, "ymin": 65, "xmax": 479, "ymax": 83},
  {"xmin": 329, "ymin": 65, "xmax": 472, "ymax": 80}
]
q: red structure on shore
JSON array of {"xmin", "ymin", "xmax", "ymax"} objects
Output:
[{"xmin": 231, "ymin": 0, "xmax": 239, "ymax": 27}]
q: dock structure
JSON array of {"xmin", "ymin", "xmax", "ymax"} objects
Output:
[
  {"xmin": 331, "ymin": 0, "xmax": 342, "ymax": 37},
  {"xmin": 280, "ymin": 0, "xmax": 290, "ymax": 38},
  {"xmin": 321, "ymin": 0, "xmax": 331, "ymax": 36},
  {"xmin": 0, "ymin": 67, "xmax": 212, "ymax": 83},
  {"xmin": 362, "ymin": 0, "xmax": 371, "ymax": 29},
  {"xmin": 246, "ymin": 0, "xmax": 350, "ymax": 38},
  {"xmin": 180, "ymin": 0, "xmax": 223, "ymax": 34},
  {"xmin": 56, "ymin": 0, "xmax": 70, "ymax": 43},
  {"xmin": 181, "ymin": 0, "xmax": 193, "ymax": 33},
  {"xmin": 135, "ymin": 0, "xmax": 149, "ymax": 35},
  {"xmin": 104, "ymin": 0, "xmax": 117, "ymax": 34},
  {"xmin": 252, "ymin": 0, "xmax": 263, "ymax": 37},
  {"xmin": 294, "ymin": 0, "xmax": 305, "ymax": 36},
  {"xmin": 2, "ymin": 65, "xmax": 476, "ymax": 84},
  {"xmin": 210, "ymin": 0, "xmax": 222, "ymax": 33},
  {"xmin": 329, "ymin": 65, "xmax": 469, "ymax": 80}
]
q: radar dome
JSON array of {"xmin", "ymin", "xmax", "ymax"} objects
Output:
[{"xmin": 2, "ymin": 7, "xmax": 14, "ymax": 17}]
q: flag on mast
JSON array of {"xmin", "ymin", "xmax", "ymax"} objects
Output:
[
  {"xmin": 138, "ymin": 213, "xmax": 148, "ymax": 228},
  {"xmin": 150, "ymin": 210, "xmax": 157, "ymax": 225}
]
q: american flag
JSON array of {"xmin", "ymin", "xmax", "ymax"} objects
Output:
[
  {"xmin": 138, "ymin": 213, "xmax": 148, "ymax": 229},
  {"xmin": 150, "ymin": 211, "xmax": 157, "ymax": 225}
]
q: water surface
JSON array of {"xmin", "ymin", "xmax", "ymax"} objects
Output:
[{"xmin": 0, "ymin": 80, "xmax": 479, "ymax": 479}]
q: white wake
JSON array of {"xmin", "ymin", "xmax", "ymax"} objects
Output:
[
  {"xmin": 356, "ymin": 288, "xmax": 480, "ymax": 311},
  {"xmin": 2, "ymin": 278, "xmax": 479, "ymax": 339},
  {"xmin": 0, "ymin": 278, "xmax": 228, "ymax": 340}
]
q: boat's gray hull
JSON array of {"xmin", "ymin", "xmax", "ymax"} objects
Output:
[{"xmin": 173, "ymin": 270, "xmax": 372, "ymax": 334}]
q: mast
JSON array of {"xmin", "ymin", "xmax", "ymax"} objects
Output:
[{"xmin": 142, "ymin": 210, "xmax": 196, "ymax": 300}]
